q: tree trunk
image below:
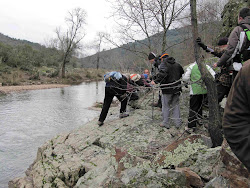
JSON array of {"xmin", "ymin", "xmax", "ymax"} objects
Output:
[
  {"xmin": 61, "ymin": 60, "xmax": 66, "ymax": 78},
  {"xmin": 97, "ymin": 52, "xmax": 100, "ymax": 70},
  {"xmin": 190, "ymin": 0, "xmax": 223, "ymax": 147}
]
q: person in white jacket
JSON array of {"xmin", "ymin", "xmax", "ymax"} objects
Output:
[{"xmin": 183, "ymin": 62, "xmax": 215, "ymax": 131}]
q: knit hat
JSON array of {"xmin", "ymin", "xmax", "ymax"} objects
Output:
[
  {"xmin": 217, "ymin": 37, "xmax": 228, "ymax": 46},
  {"xmin": 160, "ymin": 53, "xmax": 169, "ymax": 59},
  {"xmin": 148, "ymin": 52, "xmax": 156, "ymax": 60},
  {"xmin": 130, "ymin": 74, "xmax": 141, "ymax": 82}
]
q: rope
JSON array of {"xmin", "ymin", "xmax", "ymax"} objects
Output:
[{"xmin": 104, "ymin": 75, "xmax": 211, "ymax": 127}]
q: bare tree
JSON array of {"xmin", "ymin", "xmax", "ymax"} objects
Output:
[
  {"xmin": 56, "ymin": 7, "xmax": 87, "ymax": 78},
  {"xmin": 92, "ymin": 32, "xmax": 106, "ymax": 70},
  {"xmin": 107, "ymin": 0, "xmax": 188, "ymax": 57},
  {"xmin": 190, "ymin": 0, "xmax": 223, "ymax": 147}
]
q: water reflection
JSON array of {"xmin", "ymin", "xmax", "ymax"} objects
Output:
[{"xmin": 0, "ymin": 81, "xmax": 105, "ymax": 187}]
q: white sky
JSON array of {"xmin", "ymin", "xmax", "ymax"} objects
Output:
[{"xmin": 0, "ymin": 0, "xmax": 114, "ymax": 46}]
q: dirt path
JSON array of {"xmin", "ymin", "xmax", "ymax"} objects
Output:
[{"xmin": 0, "ymin": 84, "xmax": 70, "ymax": 94}]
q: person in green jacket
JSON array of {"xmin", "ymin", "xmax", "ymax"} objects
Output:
[{"xmin": 183, "ymin": 62, "xmax": 215, "ymax": 131}]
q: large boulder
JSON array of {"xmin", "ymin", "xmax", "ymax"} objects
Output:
[
  {"xmin": 154, "ymin": 135, "xmax": 212, "ymax": 169},
  {"xmin": 219, "ymin": 0, "xmax": 250, "ymax": 38},
  {"xmin": 8, "ymin": 91, "xmax": 250, "ymax": 187},
  {"xmin": 220, "ymin": 139, "xmax": 250, "ymax": 188}
]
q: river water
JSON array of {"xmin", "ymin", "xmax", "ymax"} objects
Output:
[{"xmin": 0, "ymin": 81, "xmax": 105, "ymax": 188}]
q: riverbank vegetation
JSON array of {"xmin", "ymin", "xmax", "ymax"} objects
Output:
[{"xmin": 0, "ymin": 41, "xmax": 107, "ymax": 86}]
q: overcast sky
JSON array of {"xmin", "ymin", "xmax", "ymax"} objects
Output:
[{"xmin": 0, "ymin": 0, "xmax": 114, "ymax": 46}]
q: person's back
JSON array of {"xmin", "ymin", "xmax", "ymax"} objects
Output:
[
  {"xmin": 157, "ymin": 57, "xmax": 184, "ymax": 94},
  {"xmin": 183, "ymin": 62, "xmax": 215, "ymax": 131},
  {"xmin": 155, "ymin": 56, "xmax": 184, "ymax": 129},
  {"xmin": 217, "ymin": 7, "xmax": 250, "ymax": 67},
  {"xmin": 223, "ymin": 59, "xmax": 250, "ymax": 172},
  {"xmin": 98, "ymin": 72, "xmax": 129, "ymax": 126},
  {"xmin": 183, "ymin": 62, "xmax": 215, "ymax": 95}
]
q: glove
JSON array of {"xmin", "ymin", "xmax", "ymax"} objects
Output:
[
  {"xmin": 196, "ymin": 37, "xmax": 207, "ymax": 50},
  {"xmin": 196, "ymin": 37, "xmax": 202, "ymax": 44}
]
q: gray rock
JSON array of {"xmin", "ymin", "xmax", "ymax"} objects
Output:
[{"xmin": 204, "ymin": 177, "xmax": 230, "ymax": 188}]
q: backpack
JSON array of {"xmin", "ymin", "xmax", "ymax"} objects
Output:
[
  {"xmin": 104, "ymin": 71, "xmax": 122, "ymax": 83},
  {"xmin": 227, "ymin": 24, "xmax": 250, "ymax": 67},
  {"xmin": 239, "ymin": 24, "xmax": 250, "ymax": 61}
]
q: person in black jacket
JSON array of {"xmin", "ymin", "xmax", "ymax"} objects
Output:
[
  {"xmin": 98, "ymin": 72, "xmax": 129, "ymax": 126},
  {"xmin": 197, "ymin": 37, "xmax": 237, "ymax": 103},
  {"xmin": 154, "ymin": 56, "xmax": 184, "ymax": 129},
  {"xmin": 148, "ymin": 52, "xmax": 168, "ymax": 108}
]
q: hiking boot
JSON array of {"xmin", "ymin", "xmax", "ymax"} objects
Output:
[
  {"xmin": 152, "ymin": 102, "xmax": 159, "ymax": 107},
  {"xmin": 119, "ymin": 112, "xmax": 129, "ymax": 119},
  {"xmin": 152, "ymin": 102, "xmax": 162, "ymax": 108},
  {"xmin": 160, "ymin": 123, "xmax": 170, "ymax": 129},
  {"xmin": 97, "ymin": 121, "xmax": 104, "ymax": 126},
  {"xmin": 185, "ymin": 126, "xmax": 195, "ymax": 134}
]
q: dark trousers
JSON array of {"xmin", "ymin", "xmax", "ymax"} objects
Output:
[
  {"xmin": 129, "ymin": 92, "xmax": 139, "ymax": 101},
  {"xmin": 99, "ymin": 87, "xmax": 127, "ymax": 122},
  {"xmin": 188, "ymin": 94, "xmax": 207, "ymax": 128},
  {"xmin": 217, "ymin": 83, "xmax": 230, "ymax": 103},
  {"xmin": 157, "ymin": 93, "xmax": 162, "ymax": 108}
]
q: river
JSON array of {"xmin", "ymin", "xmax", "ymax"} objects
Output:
[{"xmin": 0, "ymin": 81, "xmax": 105, "ymax": 188}]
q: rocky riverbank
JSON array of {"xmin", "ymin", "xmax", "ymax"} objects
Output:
[{"xmin": 9, "ymin": 90, "xmax": 250, "ymax": 188}]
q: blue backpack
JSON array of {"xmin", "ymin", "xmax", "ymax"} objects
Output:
[{"xmin": 104, "ymin": 72, "xmax": 122, "ymax": 83}]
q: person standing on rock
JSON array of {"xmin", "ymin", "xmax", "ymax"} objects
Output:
[
  {"xmin": 196, "ymin": 37, "xmax": 236, "ymax": 104},
  {"xmin": 98, "ymin": 72, "xmax": 129, "ymax": 126},
  {"xmin": 183, "ymin": 62, "xmax": 215, "ymax": 132},
  {"xmin": 223, "ymin": 59, "xmax": 250, "ymax": 172},
  {"xmin": 154, "ymin": 55, "xmax": 184, "ymax": 129},
  {"xmin": 148, "ymin": 52, "xmax": 163, "ymax": 108}
]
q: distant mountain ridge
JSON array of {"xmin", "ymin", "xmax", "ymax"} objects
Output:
[
  {"xmin": 0, "ymin": 21, "xmax": 221, "ymax": 71},
  {"xmin": 80, "ymin": 21, "xmax": 222, "ymax": 71},
  {"xmin": 0, "ymin": 32, "xmax": 43, "ymax": 50}
]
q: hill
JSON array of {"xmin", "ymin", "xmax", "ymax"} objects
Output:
[
  {"xmin": 0, "ymin": 32, "xmax": 43, "ymax": 51},
  {"xmin": 0, "ymin": 20, "xmax": 222, "ymax": 74},
  {"xmin": 79, "ymin": 21, "xmax": 222, "ymax": 72}
]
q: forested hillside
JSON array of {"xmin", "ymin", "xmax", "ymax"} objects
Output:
[
  {"xmin": 0, "ymin": 32, "xmax": 42, "ymax": 50},
  {"xmin": 0, "ymin": 33, "xmax": 96, "ymax": 86},
  {"xmin": 80, "ymin": 21, "xmax": 222, "ymax": 72},
  {"xmin": 0, "ymin": 20, "xmax": 222, "ymax": 85}
]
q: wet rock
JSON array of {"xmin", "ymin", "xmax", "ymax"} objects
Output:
[{"xmin": 9, "ymin": 177, "xmax": 33, "ymax": 188}]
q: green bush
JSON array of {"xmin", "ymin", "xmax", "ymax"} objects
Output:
[
  {"xmin": 49, "ymin": 70, "xmax": 59, "ymax": 78},
  {"xmin": 29, "ymin": 71, "xmax": 40, "ymax": 80}
]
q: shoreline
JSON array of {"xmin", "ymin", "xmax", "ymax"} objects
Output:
[{"xmin": 0, "ymin": 84, "xmax": 70, "ymax": 94}]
